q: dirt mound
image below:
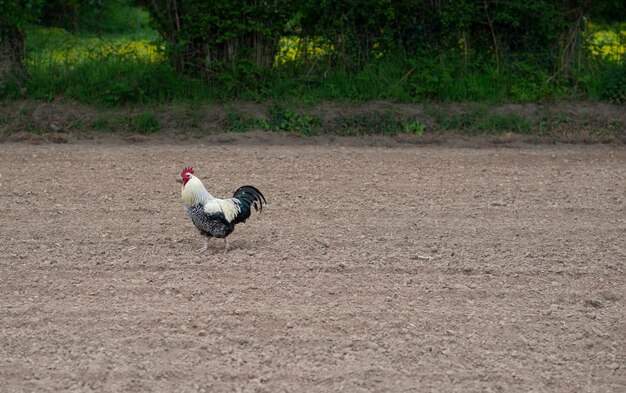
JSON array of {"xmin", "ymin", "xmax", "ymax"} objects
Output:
[{"xmin": 1, "ymin": 100, "xmax": 624, "ymax": 145}]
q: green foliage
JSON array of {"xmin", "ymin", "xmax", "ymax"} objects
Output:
[
  {"xmin": 429, "ymin": 107, "xmax": 531, "ymax": 134},
  {"xmin": 130, "ymin": 112, "xmax": 160, "ymax": 134},
  {"xmin": 37, "ymin": 0, "xmax": 145, "ymax": 34},
  {"xmin": 140, "ymin": 0, "xmax": 293, "ymax": 79},
  {"xmin": 123, "ymin": 112, "xmax": 158, "ymax": 133},
  {"xmin": 477, "ymin": 113, "xmax": 532, "ymax": 134},
  {"xmin": 336, "ymin": 112, "xmax": 401, "ymax": 136},
  {"xmin": 175, "ymin": 109, "xmax": 201, "ymax": 129},
  {"xmin": 5, "ymin": 0, "xmax": 626, "ymax": 107},
  {"xmin": 223, "ymin": 112, "xmax": 269, "ymax": 133},
  {"xmin": 21, "ymin": 24, "xmax": 201, "ymax": 106},
  {"xmin": 27, "ymin": 58, "xmax": 213, "ymax": 106},
  {"xmin": 91, "ymin": 117, "xmax": 111, "ymax": 131},
  {"xmin": 131, "ymin": 0, "xmax": 626, "ymax": 81},
  {"xmin": 401, "ymin": 53, "xmax": 575, "ymax": 103},
  {"xmin": 403, "ymin": 119, "xmax": 426, "ymax": 136},
  {"xmin": 508, "ymin": 61, "xmax": 553, "ymax": 102},
  {"xmin": 0, "ymin": 79, "xmax": 22, "ymax": 99},
  {"xmin": 269, "ymin": 104, "xmax": 319, "ymax": 136},
  {"xmin": 600, "ymin": 63, "xmax": 626, "ymax": 103},
  {"xmin": 431, "ymin": 109, "xmax": 483, "ymax": 131},
  {"xmin": 538, "ymin": 113, "xmax": 568, "ymax": 135},
  {"xmin": 0, "ymin": 0, "xmax": 44, "ymax": 27},
  {"xmin": 297, "ymin": 0, "xmax": 398, "ymax": 69},
  {"xmin": 440, "ymin": 1, "xmax": 565, "ymax": 61},
  {"xmin": 223, "ymin": 113, "xmax": 248, "ymax": 132},
  {"xmin": 26, "ymin": 121, "xmax": 41, "ymax": 134}
]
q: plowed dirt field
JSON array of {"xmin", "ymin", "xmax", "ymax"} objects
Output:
[{"xmin": 1, "ymin": 141, "xmax": 624, "ymax": 392}]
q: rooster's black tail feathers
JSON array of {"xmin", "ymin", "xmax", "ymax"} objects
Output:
[{"xmin": 232, "ymin": 185, "xmax": 266, "ymax": 224}]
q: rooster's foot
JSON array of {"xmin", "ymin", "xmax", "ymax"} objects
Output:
[{"xmin": 197, "ymin": 237, "xmax": 209, "ymax": 253}]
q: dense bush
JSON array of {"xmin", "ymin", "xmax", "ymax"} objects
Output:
[
  {"xmin": 2, "ymin": 0, "xmax": 624, "ymax": 104},
  {"xmin": 600, "ymin": 63, "xmax": 626, "ymax": 103},
  {"xmin": 138, "ymin": 1, "xmax": 624, "ymax": 78},
  {"xmin": 139, "ymin": 0, "xmax": 293, "ymax": 80}
]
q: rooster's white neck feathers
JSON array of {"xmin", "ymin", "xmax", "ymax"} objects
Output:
[
  {"xmin": 181, "ymin": 175, "xmax": 213, "ymax": 206},
  {"xmin": 181, "ymin": 174, "xmax": 241, "ymax": 223}
]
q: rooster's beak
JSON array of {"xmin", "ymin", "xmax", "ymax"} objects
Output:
[{"xmin": 176, "ymin": 178, "xmax": 183, "ymax": 184}]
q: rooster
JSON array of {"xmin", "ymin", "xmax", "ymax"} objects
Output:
[{"xmin": 178, "ymin": 166, "xmax": 266, "ymax": 253}]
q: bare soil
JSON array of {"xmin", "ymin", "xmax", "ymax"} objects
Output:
[{"xmin": 0, "ymin": 140, "xmax": 624, "ymax": 392}]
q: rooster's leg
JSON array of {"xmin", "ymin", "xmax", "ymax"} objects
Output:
[
  {"xmin": 223, "ymin": 238, "xmax": 230, "ymax": 253},
  {"xmin": 197, "ymin": 236, "xmax": 209, "ymax": 253}
]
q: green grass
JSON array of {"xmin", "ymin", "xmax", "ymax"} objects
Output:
[
  {"xmin": 222, "ymin": 112, "xmax": 269, "ymax": 133},
  {"xmin": 130, "ymin": 113, "xmax": 160, "ymax": 134},
  {"xmin": 26, "ymin": 59, "xmax": 215, "ymax": 106},
  {"xmin": 477, "ymin": 113, "xmax": 532, "ymax": 134},
  {"xmin": 428, "ymin": 107, "xmax": 532, "ymax": 134},
  {"xmin": 22, "ymin": 53, "xmax": 624, "ymax": 106},
  {"xmin": 91, "ymin": 117, "xmax": 111, "ymax": 131},
  {"xmin": 335, "ymin": 112, "xmax": 402, "ymax": 136}
]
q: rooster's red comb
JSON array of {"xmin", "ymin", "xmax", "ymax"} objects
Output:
[{"xmin": 181, "ymin": 166, "xmax": 194, "ymax": 177}]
